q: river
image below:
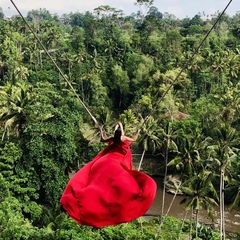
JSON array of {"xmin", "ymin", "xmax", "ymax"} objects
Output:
[{"xmin": 146, "ymin": 176, "xmax": 240, "ymax": 233}]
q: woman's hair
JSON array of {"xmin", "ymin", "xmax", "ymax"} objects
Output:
[{"xmin": 113, "ymin": 128, "xmax": 122, "ymax": 144}]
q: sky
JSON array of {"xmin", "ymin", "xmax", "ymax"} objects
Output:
[{"xmin": 1, "ymin": 0, "xmax": 239, "ymax": 19}]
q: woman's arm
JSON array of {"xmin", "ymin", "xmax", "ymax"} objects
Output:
[
  {"xmin": 100, "ymin": 128, "xmax": 112, "ymax": 142},
  {"xmin": 121, "ymin": 129, "xmax": 141, "ymax": 143}
]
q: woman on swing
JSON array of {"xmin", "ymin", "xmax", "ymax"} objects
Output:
[
  {"xmin": 60, "ymin": 122, "xmax": 156, "ymax": 228},
  {"xmin": 100, "ymin": 121, "xmax": 139, "ymax": 143},
  {"xmin": 99, "ymin": 122, "xmax": 140, "ymax": 169}
]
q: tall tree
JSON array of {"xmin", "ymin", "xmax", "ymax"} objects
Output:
[
  {"xmin": 111, "ymin": 64, "xmax": 130, "ymax": 108},
  {"xmin": 137, "ymin": 116, "xmax": 162, "ymax": 171},
  {"xmin": 209, "ymin": 124, "xmax": 239, "ymax": 240},
  {"xmin": 0, "ymin": 81, "xmax": 32, "ymax": 140},
  {"xmin": 180, "ymin": 171, "xmax": 218, "ymax": 239}
]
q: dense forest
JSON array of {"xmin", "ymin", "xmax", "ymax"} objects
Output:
[{"xmin": 0, "ymin": 0, "xmax": 240, "ymax": 239}]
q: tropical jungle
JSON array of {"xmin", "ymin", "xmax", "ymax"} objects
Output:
[{"xmin": 0, "ymin": 0, "xmax": 240, "ymax": 239}]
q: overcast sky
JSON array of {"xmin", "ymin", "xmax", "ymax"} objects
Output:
[{"xmin": 1, "ymin": 0, "xmax": 239, "ymax": 19}]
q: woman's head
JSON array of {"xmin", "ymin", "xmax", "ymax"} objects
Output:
[{"xmin": 113, "ymin": 127, "xmax": 122, "ymax": 144}]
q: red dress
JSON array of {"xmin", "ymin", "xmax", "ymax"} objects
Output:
[{"xmin": 60, "ymin": 140, "xmax": 157, "ymax": 228}]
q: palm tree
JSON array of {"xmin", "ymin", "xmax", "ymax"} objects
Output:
[
  {"xmin": 0, "ymin": 81, "xmax": 32, "ymax": 140},
  {"xmin": 229, "ymin": 174, "xmax": 240, "ymax": 211},
  {"xmin": 187, "ymin": 52, "xmax": 204, "ymax": 84},
  {"xmin": 14, "ymin": 65, "xmax": 29, "ymax": 81},
  {"xmin": 155, "ymin": 121, "xmax": 179, "ymax": 239},
  {"xmin": 210, "ymin": 51, "xmax": 227, "ymax": 86},
  {"xmin": 210, "ymin": 125, "xmax": 239, "ymax": 240},
  {"xmin": 226, "ymin": 50, "xmax": 240, "ymax": 84},
  {"xmin": 80, "ymin": 107, "xmax": 115, "ymax": 143},
  {"xmin": 111, "ymin": 64, "xmax": 130, "ymax": 108},
  {"xmin": 180, "ymin": 171, "xmax": 218, "ymax": 239},
  {"xmin": 137, "ymin": 116, "xmax": 162, "ymax": 171},
  {"xmin": 168, "ymin": 131, "xmax": 211, "ymax": 181}
]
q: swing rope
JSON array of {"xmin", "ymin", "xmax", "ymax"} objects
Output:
[{"xmin": 10, "ymin": 0, "xmax": 100, "ymax": 129}]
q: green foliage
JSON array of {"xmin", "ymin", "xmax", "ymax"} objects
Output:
[
  {"xmin": 0, "ymin": 196, "xmax": 53, "ymax": 240},
  {"xmin": 189, "ymin": 222, "xmax": 220, "ymax": 240},
  {"xmin": 0, "ymin": 173, "xmax": 10, "ymax": 202},
  {"xmin": 18, "ymin": 83, "xmax": 86, "ymax": 204},
  {"xmin": 152, "ymin": 216, "xmax": 187, "ymax": 239},
  {"xmin": 98, "ymin": 220, "xmax": 153, "ymax": 240},
  {"xmin": 0, "ymin": 141, "xmax": 41, "ymax": 221},
  {"xmin": 0, "ymin": 142, "xmax": 22, "ymax": 178}
]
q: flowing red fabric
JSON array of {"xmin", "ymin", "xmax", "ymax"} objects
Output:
[{"xmin": 60, "ymin": 140, "xmax": 157, "ymax": 228}]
